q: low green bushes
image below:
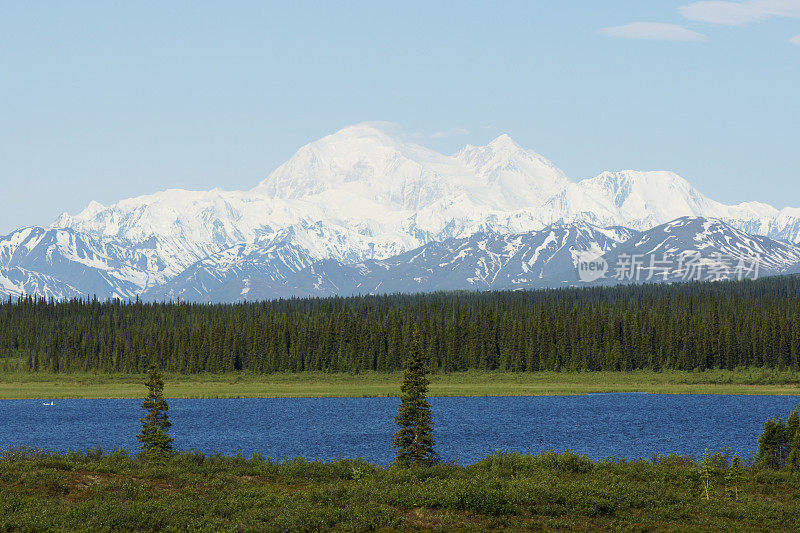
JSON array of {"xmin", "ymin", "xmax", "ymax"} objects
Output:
[{"xmin": 2, "ymin": 446, "xmax": 799, "ymax": 531}]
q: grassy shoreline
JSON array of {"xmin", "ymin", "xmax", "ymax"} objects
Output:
[
  {"xmin": 2, "ymin": 447, "xmax": 799, "ymax": 531},
  {"xmin": 1, "ymin": 369, "xmax": 799, "ymax": 399}
]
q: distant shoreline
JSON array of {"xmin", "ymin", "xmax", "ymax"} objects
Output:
[{"xmin": 1, "ymin": 369, "xmax": 799, "ymax": 399}]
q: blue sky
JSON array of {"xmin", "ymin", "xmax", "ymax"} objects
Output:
[{"xmin": 1, "ymin": 1, "xmax": 798, "ymax": 234}]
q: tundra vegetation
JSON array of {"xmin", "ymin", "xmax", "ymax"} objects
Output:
[{"xmin": 2, "ymin": 445, "xmax": 800, "ymax": 532}]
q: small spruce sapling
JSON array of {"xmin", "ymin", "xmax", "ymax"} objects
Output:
[
  {"xmin": 789, "ymin": 431, "xmax": 800, "ymax": 474},
  {"xmin": 701, "ymin": 449, "xmax": 712, "ymax": 500},
  {"xmin": 725, "ymin": 451, "xmax": 744, "ymax": 500},
  {"xmin": 137, "ymin": 365, "xmax": 174, "ymax": 460},
  {"xmin": 788, "ymin": 410, "xmax": 800, "ymax": 474}
]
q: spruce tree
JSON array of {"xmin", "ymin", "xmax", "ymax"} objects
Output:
[
  {"xmin": 757, "ymin": 417, "xmax": 789, "ymax": 469},
  {"xmin": 788, "ymin": 430, "xmax": 800, "ymax": 474},
  {"xmin": 725, "ymin": 451, "xmax": 744, "ymax": 500},
  {"xmin": 393, "ymin": 326, "xmax": 437, "ymax": 467},
  {"xmin": 137, "ymin": 365, "xmax": 174, "ymax": 460},
  {"xmin": 787, "ymin": 410, "xmax": 799, "ymax": 442},
  {"xmin": 700, "ymin": 450, "xmax": 712, "ymax": 500},
  {"xmin": 788, "ymin": 410, "xmax": 800, "ymax": 474},
  {"xmin": 758, "ymin": 419, "xmax": 778, "ymax": 469}
]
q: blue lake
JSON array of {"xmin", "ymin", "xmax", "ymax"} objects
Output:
[{"xmin": 2, "ymin": 394, "xmax": 799, "ymax": 464}]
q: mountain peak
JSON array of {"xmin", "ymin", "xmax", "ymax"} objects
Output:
[
  {"xmin": 454, "ymin": 134, "xmax": 569, "ymax": 209},
  {"xmin": 322, "ymin": 122, "xmax": 400, "ymax": 143},
  {"xmin": 4, "ymin": 121, "xmax": 800, "ymax": 302},
  {"xmin": 82, "ymin": 200, "xmax": 106, "ymax": 217},
  {"xmin": 255, "ymin": 122, "xmax": 466, "ymax": 208},
  {"xmin": 487, "ymin": 133, "xmax": 521, "ymax": 151}
]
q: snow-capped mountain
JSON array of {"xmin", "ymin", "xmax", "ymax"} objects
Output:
[
  {"xmin": 539, "ymin": 170, "xmax": 785, "ymax": 233},
  {"xmin": 361, "ymin": 218, "xmax": 800, "ymax": 293},
  {"xmin": 141, "ymin": 218, "xmax": 800, "ymax": 302},
  {"xmin": 143, "ymin": 238, "xmax": 316, "ymax": 302},
  {"xmin": 0, "ymin": 267, "xmax": 83, "ymax": 301},
  {"xmin": 2, "ymin": 122, "xmax": 800, "ymax": 301},
  {"xmin": 46, "ymin": 123, "xmax": 584, "ymax": 297},
  {"xmin": 0, "ymin": 226, "xmax": 156, "ymax": 299},
  {"xmin": 453, "ymin": 134, "xmax": 570, "ymax": 209},
  {"xmin": 141, "ymin": 222, "xmax": 632, "ymax": 302},
  {"xmin": 352, "ymin": 223, "xmax": 632, "ymax": 295},
  {"xmin": 558, "ymin": 217, "xmax": 800, "ymax": 288}
]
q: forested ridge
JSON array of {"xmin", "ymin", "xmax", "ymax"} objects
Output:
[{"xmin": 1, "ymin": 276, "xmax": 800, "ymax": 374}]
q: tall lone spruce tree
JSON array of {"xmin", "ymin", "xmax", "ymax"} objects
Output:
[
  {"xmin": 137, "ymin": 365, "xmax": 174, "ymax": 460},
  {"xmin": 393, "ymin": 326, "xmax": 437, "ymax": 467}
]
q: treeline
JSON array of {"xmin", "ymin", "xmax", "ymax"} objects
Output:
[{"xmin": 1, "ymin": 276, "xmax": 800, "ymax": 374}]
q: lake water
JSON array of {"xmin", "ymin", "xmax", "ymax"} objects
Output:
[{"xmin": 2, "ymin": 394, "xmax": 799, "ymax": 464}]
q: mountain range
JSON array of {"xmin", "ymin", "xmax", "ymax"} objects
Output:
[{"xmin": 2, "ymin": 122, "xmax": 800, "ymax": 302}]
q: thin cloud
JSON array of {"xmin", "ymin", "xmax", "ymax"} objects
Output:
[
  {"xmin": 430, "ymin": 128, "xmax": 469, "ymax": 139},
  {"xmin": 355, "ymin": 120, "xmax": 402, "ymax": 134},
  {"xmin": 790, "ymin": 34, "xmax": 800, "ymax": 43},
  {"xmin": 680, "ymin": 0, "xmax": 800, "ymax": 26},
  {"xmin": 600, "ymin": 22, "xmax": 708, "ymax": 41}
]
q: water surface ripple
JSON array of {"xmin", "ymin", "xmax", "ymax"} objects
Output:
[{"xmin": 2, "ymin": 394, "xmax": 799, "ymax": 464}]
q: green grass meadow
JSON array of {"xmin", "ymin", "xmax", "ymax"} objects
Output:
[{"xmin": 1, "ymin": 368, "xmax": 799, "ymax": 399}]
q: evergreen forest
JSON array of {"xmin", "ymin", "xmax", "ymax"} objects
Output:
[{"xmin": 1, "ymin": 275, "xmax": 799, "ymax": 374}]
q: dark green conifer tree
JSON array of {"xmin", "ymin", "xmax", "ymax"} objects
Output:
[
  {"xmin": 393, "ymin": 326, "xmax": 437, "ymax": 467},
  {"xmin": 788, "ymin": 410, "xmax": 800, "ymax": 474},
  {"xmin": 757, "ymin": 418, "xmax": 788, "ymax": 469},
  {"xmin": 725, "ymin": 451, "xmax": 744, "ymax": 500},
  {"xmin": 787, "ymin": 410, "xmax": 799, "ymax": 441},
  {"xmin": 137, "ymin": 365, "xmax": 174, "ymax": 459}
]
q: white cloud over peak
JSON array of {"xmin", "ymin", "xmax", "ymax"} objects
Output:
[
  {"xmin": 680, "ymin": 0, "xmax": 800, "ymax": 26},
  {"xmin": 790, "ymin": 34, "xmax": 800, "ymax": 43},
  {"xmin": 600, "ymin": 22, "xmax": 708, "ymax": 41},
  {"xmin": 430, "ymin": 128, "xmax": 469, "ymax": 139}
]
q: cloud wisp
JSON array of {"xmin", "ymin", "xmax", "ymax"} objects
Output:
[
  {"xmin": 600, "ymin": 22, "xmax": 708, "ymax": 41},
  {"xmin": 347, "ymin": 121, "xmax": 467, "ymax": 142},
  {"xmin": 430, "ymin": 128, "xmax": 469, "ymax": 139},
  {"xmin": 680, "ymin": 0, "xmax": 800, "ymax": 26},
  {"xmin": 602, "ymin": 1, "xmax": 800, "ymax": 44}
]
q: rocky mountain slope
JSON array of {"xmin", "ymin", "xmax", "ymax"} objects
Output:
[{"xmin": 142, "ymin": 218, "xmax": 800, "ymax": 303}]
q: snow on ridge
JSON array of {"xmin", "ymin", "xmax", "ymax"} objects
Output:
[
  {"xmin": 54, "ymin": 124, "xmax": 800, "ymax": 274},
  {"xmin": 0, "ymin": 122, "xmax": 795, "ymax": 300}
]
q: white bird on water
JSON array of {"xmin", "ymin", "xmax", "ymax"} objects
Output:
[{"xmin": 42, "ymin": 401, "xmax": 54, "ymax": 406}]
